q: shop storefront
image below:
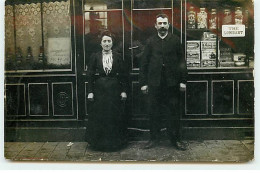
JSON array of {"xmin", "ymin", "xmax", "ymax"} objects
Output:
[{"xmin": 5, "ymin": 0, "xmax": 254, "ymax": 141}]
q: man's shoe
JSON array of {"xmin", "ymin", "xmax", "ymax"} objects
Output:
[
  {"xmin": 143, "ymin": 140, "xmax": 160, "ymax": 149},
  {"xmin": 172, "ymin": 141, "xmax": 188, "ymax": 151}
]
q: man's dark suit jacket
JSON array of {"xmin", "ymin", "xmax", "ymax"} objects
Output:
[{"xmin": 139, "ymin": 32, "xmax": 188, "ymax": 87}]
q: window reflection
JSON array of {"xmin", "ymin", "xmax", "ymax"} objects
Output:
[
  {"xmin": 133, "ymin": 0, "xmax": 172, "ymax": 9},
  {"xmin": 84, "ymin": 0, "xmax": 122, "ymax": 10},
  {"xmin": 84, "ymin": 9, "xmax": 123, "ymax": 69},
  {"xmin": 132, "ymin": 9, "xmax": 172, "ymax": 69}
]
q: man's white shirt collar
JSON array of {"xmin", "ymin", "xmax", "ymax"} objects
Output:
[{"xmin": 158, "ymin": 32, "xmax": 168, "ymax": 40}]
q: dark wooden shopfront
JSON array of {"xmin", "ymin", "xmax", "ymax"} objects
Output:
[{"xmin": 5, "ymin": 0, "xmax": 254, "ymax": 141}]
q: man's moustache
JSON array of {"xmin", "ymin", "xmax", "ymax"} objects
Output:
[{"xmin": 159, "ymin": 28, "xmax": 168, "ymax": 31}]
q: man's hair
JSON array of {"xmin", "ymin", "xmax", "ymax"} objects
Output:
[{"xmin": 155, "ymin": 13, "xmax": 169, "ymax": 22}]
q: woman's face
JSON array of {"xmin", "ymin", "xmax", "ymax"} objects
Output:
[{"xmin": 101, "ymin": 35, "xmax": 113, "ymax": 51}]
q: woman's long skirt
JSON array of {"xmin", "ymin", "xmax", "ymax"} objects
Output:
[{"xmin": 86, "ymin": 77, "xmax": 126, "ymax": 151}]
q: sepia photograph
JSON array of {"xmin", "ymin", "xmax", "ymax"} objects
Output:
[{"xmin": 3, "ymin": 0, "xmax": 255, "ymax": 163}]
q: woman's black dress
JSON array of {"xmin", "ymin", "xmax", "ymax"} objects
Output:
[{"xmin": 86, "ymin": 51, "xmax": 127, "ymax": 151}]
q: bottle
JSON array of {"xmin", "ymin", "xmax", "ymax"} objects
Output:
[
  {"xmin": 235, "ymin": 7, "xmax": 243, "ymax": 25},
  {"xmin": 6, "ymin": 48, "xmax": 12, "ymax": 62},
  {"xmin": 38, "ymin": 46, "xmax": 44, "ymax": 63},
  {"xmin": 223, "ymin": 9, "xmax": 232, "ymax": 25},
  {"xmin": 16, "ymin": 47, "xmax": 23, "ymax": 65},
  {"xmin": 26, "ymin": 47, "xmax": 33, "ymax": 62},
  {"xmin": 209, "ymin": 9, "xmax": 217, "ymax": 29},
  {"xmin": 197, "ymin": 8, "xmax": 208, "ymax": 29},
  {"xmin": 244, "ymin": 9, "xmax": 249, "ymax": 28},
  {"xmin": 5, "ymin": 48, "xmax": 13, "ymax": 70},
  {"xmin": 187, "ymin": 6, "xmax": 196, "ymax": 29}
]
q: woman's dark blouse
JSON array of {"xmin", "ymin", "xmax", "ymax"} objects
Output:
[{"xmin": 87, "ymin": 51, "xmax": 127, "ymax": 93}]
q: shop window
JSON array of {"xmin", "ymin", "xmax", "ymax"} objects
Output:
[
  {"xmin": 5, "ymin": 0, "xmax": 72, "ymax": 72},
  {"xmin": 184, "ymin": 0, "xmax": 254, "ymax": 69},
  {"xmin": 43, "ymin": 1, "xmax": 72, "ymax": 70}
]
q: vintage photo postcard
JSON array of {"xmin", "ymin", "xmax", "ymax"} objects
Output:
[{"xmin": 4, "ymin": 0, "xmax": 254, "ymax": 162}]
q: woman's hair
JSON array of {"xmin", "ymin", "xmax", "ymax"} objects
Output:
[{"xmin": 99, "ymin": 30, "xmax": 114, "ymax": 41}]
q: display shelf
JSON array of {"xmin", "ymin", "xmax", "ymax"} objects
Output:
[{"xmin": 184, "ymin": 0, "xmax": 253, "ymax": 69}]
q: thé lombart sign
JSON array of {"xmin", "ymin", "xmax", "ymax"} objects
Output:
[{"xmin": 222, "ymin": 25, "xmax": 245, "ymax": 37}]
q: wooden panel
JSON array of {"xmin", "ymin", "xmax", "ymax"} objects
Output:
[
  {"xmin": 28, "ymin": 83, "xmax": 49, "ymax": 116},
  {"xmin": 5, "ymin": 84, "xmax": 26, "ymax": 116},
  {"xmin": 238, "ymin": 80, "xmax": 254, "ymax": 115},
  {"xmin": 185, "ymin": 81, "xmax": 208, "ymax": 115},
  {"xmin": 52, "ymin": 83, "xmax": 73, "ymax": 116},
  {"xmin": 212, "ymin": 80, "xmax": 234, "ymax": 115},
  {"xmin": 132, "ymin": 82, "xmax": 148, "ymax": 116}
]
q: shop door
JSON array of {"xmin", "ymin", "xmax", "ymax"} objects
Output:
[
  {"xmin": 77, "ymin": 0, "xmax": 129, "ymax": 121},
  {"xmin": 128, "ymin": 0, "xmax": 182, "ymax": 128},
  {"xmin": 77, "ymin": 0, "xmax": 182, "ymax": 129}
]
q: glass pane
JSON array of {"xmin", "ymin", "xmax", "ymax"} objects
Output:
[
  {"xmin": 84, "ymin": 0, "xmax": 122, "ymax": 10},
  {"xmin": 133, "ymin": 0, "xmax": 172, "ymax": 9},
  {"xmin": 14, "ymin": 3, "xmax": 43, "ymax": 70},
  {"xmin": 5, "ymin": 5, "xmax": 16, "ymax": 71},
  {"xmin": 84, "ymin": 10, "xmax": 123, "ymax": 69},
  {"xmin": 43, "ymin": 0, "xmax": 72, "ymax": 70},
  {"xmin": 132, "ymin": 9, "xmax": 172, "ymax": 69}
]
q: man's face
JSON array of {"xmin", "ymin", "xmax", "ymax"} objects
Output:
[
  {"xmin": 101, "ymin": 35, "xmax": 113, "ymax": 51},
  {"xmin": 155, "ymin": 17, "xmax": 169, "ymax": 35}
]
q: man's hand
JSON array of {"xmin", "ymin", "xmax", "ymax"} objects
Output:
[
  {"xmin": 121, "ymin": 92, "xmax": 127, "ymax": 101},
  {"xmin": 180, "ymin": 83, "xmax": 186, "ymax": 92},
  {"xmin": 87, "ymin": 93, "xmax": 94, "ymax": 101},
  {"xmin": 141, "ymin": 85, "xmax": 148, "ymax": 94}
]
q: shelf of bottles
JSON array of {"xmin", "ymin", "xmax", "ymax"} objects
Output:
[{"xmin": 184, "ymin": 0, "xmax": 254, "ymax": 69}]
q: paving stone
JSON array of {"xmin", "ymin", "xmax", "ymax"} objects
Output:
[
  {"xmin": 68, "ymin": 142, "xmax": 88, "ymax": 153},
  {"xmin": 4, "ymin": 142, "xmax": 15, "ymax": 149},
  {"xmin": 241, "ymin": 140, "xmax": 254, "ymax": 152},
  {"xmin": 4, "ymin": 140, "xmax": 255, "ymax": 162},
  {"xmin": 49, "ymin": 149, "xmax": 68, "ymax": 161},
  {"xmin": 101, "ymin": 152, "xmax": 121, "ymax": 161},
  {"xmin": 4, "ymin": 142, "xmax": 27, "ymax": 160},
  {"xmin": 170, "ymin": 150, "xmax": 195, "ymax": 162},
  {"xmin": 14, "ymin": 142, "xmax": 45, "ymax": 160},
  {"xmin": 120, "ymin": 149, "xmax": 142, "ymax": 161},
  {"xmin": 83, "ymin": 151, "xmax": 104, "ymax": 161},
  {"xmin": 207, "ymin": 148, "xmax": 234, "ymax": 162},
  {"xmin": 65, "ymin": 152, "xmax": 85, "ymax": 161},
  {"xmin": 34, "ymin": 142, "xmax": 59, "ymax": 160},
  {"xmin": 222, "ymin": 140, "xmax": 243, "ymax": 147},
  {"xmin": 188, "ymin": 140, "xmax": 208, "ymax": 150},
  {"xmin": 4, "ymin": 142, "xmax": 28, "ymax": 152},
  {"xmin": 4, "ymin": 151, "xmax": 19, "ymax": 160},
  {"xmin": 204, "ymin": 140, "xmax": 226, "ymax": 149},
  {"xmin": 230, "ymin": 155, "xmax": 254, "ymax": 163},
  {"xmin": 54, "ymin": 142, "xmax": 72, "ymax": 151}
]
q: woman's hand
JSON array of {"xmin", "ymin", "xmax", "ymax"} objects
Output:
[
  {"xmin": 180, "ymin": 83, "xmax": 186, "ymax": 92},
  {"xmin": 141, "ymin": 85, "xmax": 148, "ymax": 94},
  {"xmin": 121, "ymin": 92, "xmax": 127, "ymax": 101},
  {"xmin": 88, "ymin": 93, "xmax": 94, "ymax": 101}
]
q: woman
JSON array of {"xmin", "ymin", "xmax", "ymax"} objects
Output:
[{"xmin": 86, "ymin": 30, "xmax": 128, "ymax": 151}]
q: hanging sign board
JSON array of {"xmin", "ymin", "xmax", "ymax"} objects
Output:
[
  {"xmin": 222, "ymin": 25, "xmax": 245, "ymax": 37},
  {"xmin": 47, "ymin": 37, "xmax": 71, "ymax": 65}
]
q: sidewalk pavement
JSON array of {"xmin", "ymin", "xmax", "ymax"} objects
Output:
[{"xmin": 4, "ymin": 140, "xmax": 254, "ymax": 162}]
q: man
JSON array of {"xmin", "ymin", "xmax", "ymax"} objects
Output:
[{"xmin": 139, "ymin": 14, "xmax": 188, "ymax": 150}]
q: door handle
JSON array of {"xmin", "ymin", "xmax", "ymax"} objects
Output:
[{"xmin": 129, "ymin": 46, "xmax": 139, "ymax": 50}]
